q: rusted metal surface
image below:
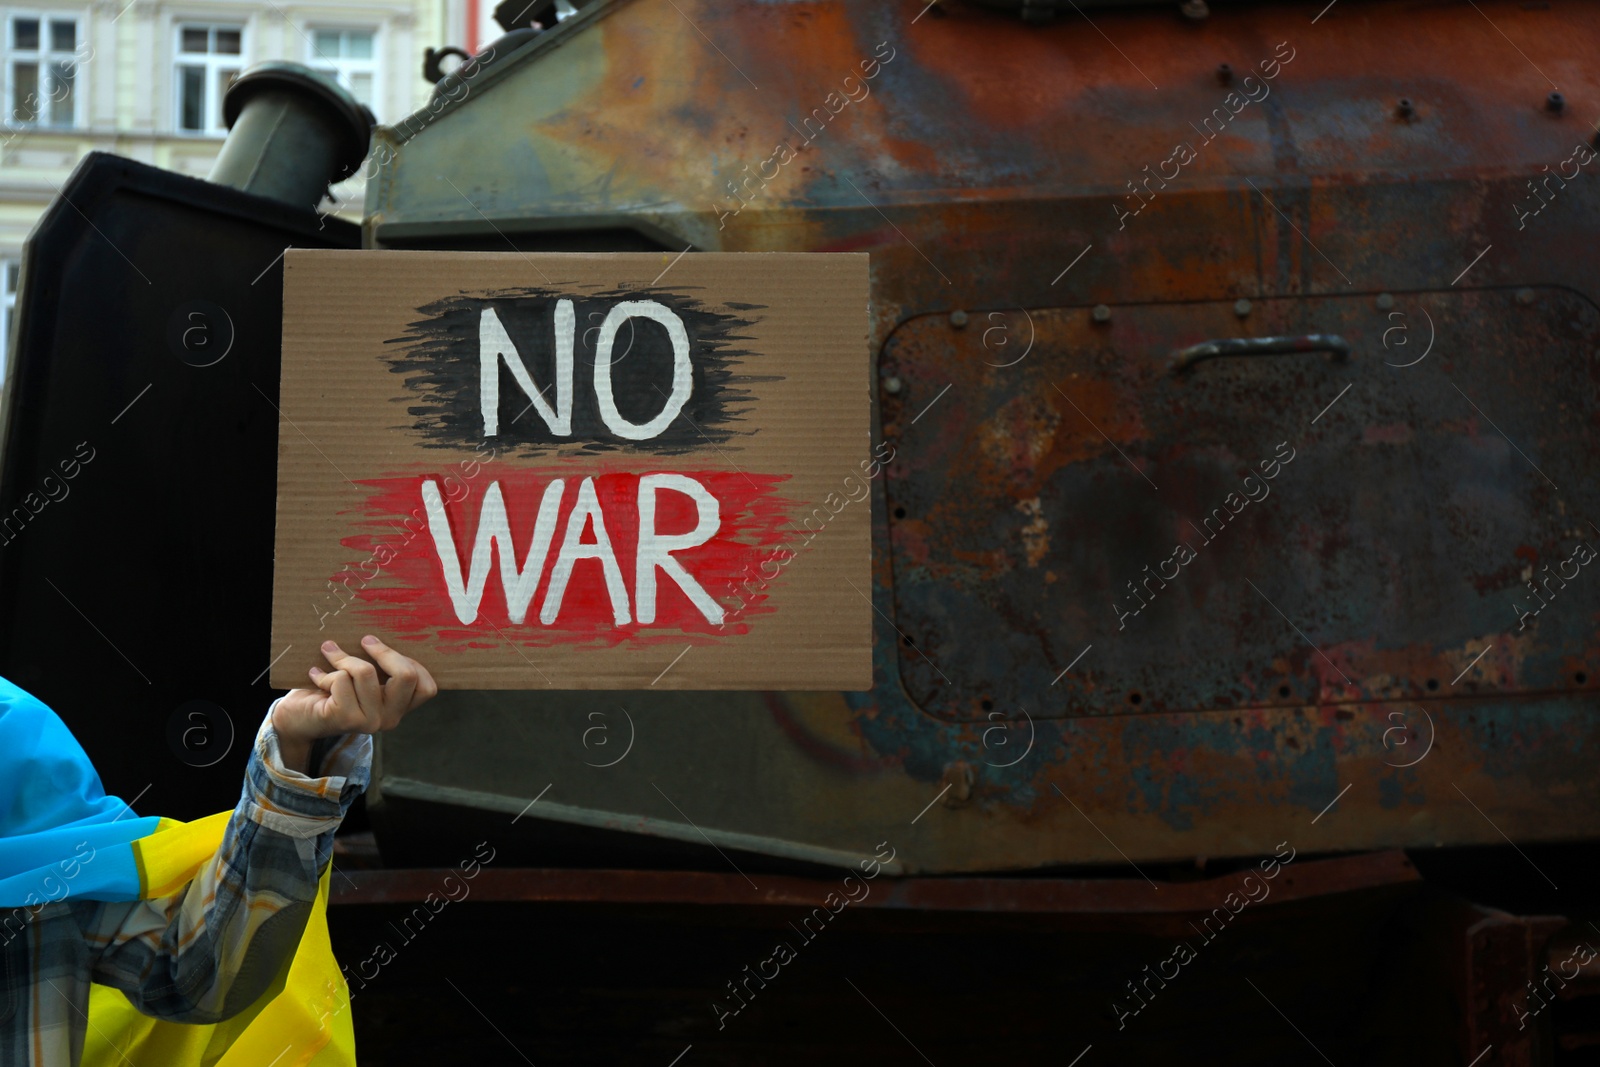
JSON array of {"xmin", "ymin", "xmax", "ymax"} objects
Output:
[
  {"xmin": 1545, "ymin": 927, "xmax": 1600, "ymax": 1057},
  {"xmin": 882, "ymin": 289, "xmax": 1600, "ymax": 720},
  {"xmin": 1460, "ymin": 912, "xmax": 1569, "ymax": 1066},
  {"xmin": 363, "ymin": 0, "xmax": 1600, "ymax": 871},
  {"xmin": 329, "ymin": 848, "xmax": 1418, "ymax": 911}
]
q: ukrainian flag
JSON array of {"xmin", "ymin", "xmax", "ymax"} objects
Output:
[{"xmin": 0, "ymin": 677, "xmax": 355, "ymax": 1066}]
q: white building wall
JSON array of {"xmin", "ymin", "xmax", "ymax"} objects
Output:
[{"xmin": 0, "ymin": 0, "xmax": 446, "ymax": 362}]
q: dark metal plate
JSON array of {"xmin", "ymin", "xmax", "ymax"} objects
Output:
[{"xmin": 882, "ymin": 289, "xmax": 1600, "ymax": 720}]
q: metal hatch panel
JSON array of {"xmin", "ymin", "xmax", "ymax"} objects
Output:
[{"xmin": 882, "ymin": 289, "xmax": 1600, "ymax": 721}]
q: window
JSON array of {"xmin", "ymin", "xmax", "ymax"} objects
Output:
[
  {"xmin": 308, "ymin": 28, "xmax": 376, "ymax": 112},
  {"xmin": 5, "ymin": 14, "xmax": 81, "ymax": 127},
  {"xmin": 0, "ymin": 259, "xmax": 19, "ymax": 385},
  {"xmin": 175, "ymin": 23, "xmax": 242, "ymax": 135}
]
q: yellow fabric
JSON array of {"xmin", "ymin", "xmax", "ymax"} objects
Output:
[
  {"xmin": 133, "ymin": 813, "xmax": 231, "ymax": 898},
  {"xmin": 80, "ymin": 815, "xmax": 355, "ymax": 1067}
]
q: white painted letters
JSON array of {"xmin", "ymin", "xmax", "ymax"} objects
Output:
[
  {"xmin": 479, "ymin": 302, "xmax": 574, "ymax": 437},
  {"xmin": 480, "ymin": 298, "xmax": 692, "ymax": 441},
  {"xmin": 423, "ymin": 478, "xmax": 566, "ymax": 624},
  {"xmin": 593, "ymin": 300, "xmax": 692, "ymax": 440},
  {"xmin": 423, "ymin": 474, "xmax": 728, "ymax": 630},
  {"xmin": 541, "ymin": 477, "xmax": 632, "ymax": 626},
  {"xmin": 636, "ymin": 473, "xmax": 724, "ymax": 625}
]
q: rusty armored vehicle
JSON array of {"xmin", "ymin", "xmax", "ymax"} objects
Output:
[{"xmin": 2, "ymin": 0, "xmax": 1598, "ymax": 1062}]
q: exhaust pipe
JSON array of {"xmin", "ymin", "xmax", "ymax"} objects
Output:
[{"xmin": 208, "ymin": 61, "xmax": 374, "ymax": 212}]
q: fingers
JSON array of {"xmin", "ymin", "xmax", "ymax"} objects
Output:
[
  {"xmin": 297, "ymin": 637, "xmax": 437, "ymax": 741},
  {"xmin": 277, "ymin": 685, "xmax": 322, "ymax": 722},
  {"xmin": 321, "ymin": 640, "xmax": 382, "ymax": 728},
  {"xmin": 412, "ymin": 659, "xmax": 439, "ymax": 707},
  {"xmin": 361, "ymin": 634, "xmax": 439, "ymax": 716},
  {"xmin": 310, "ymin": 666, "xmax": 360, "ymax": 730},
  {"xmin": 361, "ymin": 634, "xmax": 416, "ymax": 717}
]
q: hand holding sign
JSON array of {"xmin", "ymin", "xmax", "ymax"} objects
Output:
[
  {"xmin": 270, "ymin": 251, "xmax": 870, "ymax": 690},
  {"xmin": 271, "ymin": 636, "xmax": 438, "ymax": 772}
]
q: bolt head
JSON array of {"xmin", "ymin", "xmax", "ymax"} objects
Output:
[
  {"xmin": 1515, "ymin": 288, "xmax": 1537, "ymax": 306},
  {"xmin": 883, "ymin": 374, "xmax": 903, "ymax": 394},
  {"xmin": 1376, "ymin": 293, "xmax": 1395, "ymax": 311},
  {"xmin": 949, "ymin": 309, "xmax": 969, "ymax": 329},
  {"xmin": 1091, "ymin": 303, "xmax": 1112, "ymax": 323},
  {"xmin": 1233, "ymin": 298, "xmax": 1252, "ymax": 317},
  {"xmin": 1180, "ymin": 0, "xmax": 1209, "ymax": 20}
]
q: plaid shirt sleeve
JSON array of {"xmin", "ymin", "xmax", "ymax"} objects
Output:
[{"xmin": 81, "ymin": 701, "xmax": 372, "ymax": 1023}]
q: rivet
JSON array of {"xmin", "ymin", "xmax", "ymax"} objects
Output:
[
  {"xmin": 883, "ymin": 375, "xmax": 903, "ymax": 394},
  {"xmin": 939, "ymin": 761, "xmax": 975, "ymax": 805},
  {"xmin": 1515, "ymin": 288, "xmax": 1536, "ymax": 306},
  {"xmin": 1233, "ymin": 298, "xmax": 1252, "ymax": 317},
  {"xmin": 1091, "ymin": 303, "xmax": 1112, "ymax": 323},
  {"xmin": 1396, "ymin": 98, "xmax": 1415, "ymax": 119},
  {"xmin": 1180, "ymin": 0, "xmax": 1209, "ymax": 20},
  {"xmin": 1547, "ymin": 92, "xmax": 1565, "ymax": 114},
  {"xmin": 1376, "ymin": 292, "xmax": 1395, "ymax": 311},
  {"xmin": 949, "ymin": 309, "xmax": 969, "ymax": 329}
]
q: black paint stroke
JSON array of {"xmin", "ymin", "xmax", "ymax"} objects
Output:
[{"xmin": 382, "ymin": 286, "xmax": 776, "ymax": 455}]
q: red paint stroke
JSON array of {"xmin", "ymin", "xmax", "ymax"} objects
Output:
[{"xmin": 333, "ymin": 465, "xmax": 798, "ymax": 653}]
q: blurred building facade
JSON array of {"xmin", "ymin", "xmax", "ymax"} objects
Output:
[{"xmin": 0, "ymin": 0, "xmax": 458, "ymax": 355}]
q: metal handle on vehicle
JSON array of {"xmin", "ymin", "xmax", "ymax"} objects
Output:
[{"xmin": 1169, "ymin": 334, "xmax": 1351, "ymax": 374}]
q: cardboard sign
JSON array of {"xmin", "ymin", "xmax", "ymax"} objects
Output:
[{"xmin": 269, "ymin": 250, "xmax": 872, "ymax": 690}]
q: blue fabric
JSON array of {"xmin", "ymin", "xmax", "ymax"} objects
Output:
[{"xmin": 0, "ymin": 675, "xmax": 155, "ymax": 906}]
